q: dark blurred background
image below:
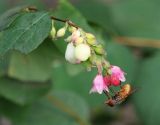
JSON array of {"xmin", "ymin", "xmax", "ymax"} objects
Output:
[{"xmin": 0, "ymin": 0, "xmax": 160, "ymax": 125}]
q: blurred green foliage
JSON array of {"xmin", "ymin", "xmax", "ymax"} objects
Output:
[{"xmin": 0, "ymin": 0, "xmax": 160, "ymax": 125}]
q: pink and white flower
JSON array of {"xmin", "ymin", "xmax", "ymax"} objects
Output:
[
  {"xmin": 111, "ymin": 66, "xmax": 126, "ymax": 82},
  {"xmin": 104, "ymin": 65, "xmax": 126, "ymax": 86},
  {"xmin": 71, "ymin": 30, "xmax": 81, "ymax": 42},
  {"xmin": 90, "ymin": 74, "xmax": 109, "ymax": 94}
]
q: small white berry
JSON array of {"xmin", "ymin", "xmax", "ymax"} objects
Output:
[
  {"xmin": 75, "ymin": 44, "xmax": 91, "ymax": 61},
  {"xmin": 50, "ymin": 27, "xmax": 56, "ymax": 39},
  {"xmin": 65, "ymin": 43, "xmax": 76, "ymax": 64}
]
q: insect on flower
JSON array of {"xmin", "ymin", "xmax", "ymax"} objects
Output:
[{"xmin": 104, "ymin": 84, "xmax": 137, "ymax": 107}]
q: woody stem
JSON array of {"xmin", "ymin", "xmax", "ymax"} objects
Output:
[
  {"xmin": 51, "ymin": 16, "xmax": 79, "ymax": 29},
  {"xmin": 26, "ymin": 6, "xmax": 79, "ymax": 29}
]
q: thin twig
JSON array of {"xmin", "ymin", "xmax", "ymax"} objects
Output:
[{"xmin": 51, "ymin": 16, "xmax": 79, "ymax": 29}]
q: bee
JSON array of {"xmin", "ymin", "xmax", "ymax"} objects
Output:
[{"xmin": 105, "ymin": 84, "xmax": 136, "ymax": 107}]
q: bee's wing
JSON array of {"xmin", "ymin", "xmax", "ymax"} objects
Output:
[{"xmin": 129, "ymin": 87, "xmax": 139, "ymax": 95}]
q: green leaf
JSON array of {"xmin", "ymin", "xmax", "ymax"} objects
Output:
[
  {"xmin": 0, "ymin": 52, "xmax": 10, "ymax": 76},
  {"xmin": 0, "ymin": 6, "xmax": 26, "ymax": 31},
  {"xmin": 0, "ymin": 91, "xmax": 90, "ymax": 125},
  {"xmin": 133, "ymin": 51, "xmax": 160, "ymax": 125},
  {"xmin": 0, "ymin": 11, "xmax": 51, "ymax": 55},
  {"xmin": 7, "ymin": 40, "xmax": 59, "ymax": 82},
  {"xmin": 73, "ymin": 0, "xmax": 114, "ymax": 32},
  {"xmin": 52, "ymin": 62, "xmax": 106, "ymax": 108},
  {"xmin": 0, "ymin": 0, "xmax": 9, "ymax": 14},
  {"xmin": 0, "ymin": 77, "xmax": 51, "ymax": 105},
  {"xmin": 54, "ymin": 0, "xmax": 92, "ymax": 31},
  {"xmin": 109, "ymin": 0, "xmax": 160, "ymax": 39}
]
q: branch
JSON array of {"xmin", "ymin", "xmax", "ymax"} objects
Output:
[{"xmin": 51, "ymin": 16, "xmax": 79, "ymax": 29}]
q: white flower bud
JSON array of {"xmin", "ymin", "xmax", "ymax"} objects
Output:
[
  {"xmin": 86, "ymin": 33, "xmax": 96, "ymax": 45},
  {"xmin": 69, "ymin": 26, "xmax": 77, "ymax": 33},
  {"xmin": 65, "ymin": 43, "xmax": 77, "ymax": 64},
  {"xmin": 57, "ymin": 27, "xmax": 66, "ymax": 37},
  {"xmin": 75, "ymin": 37, "xmax": 84, "ymax": 45},
  {"xmin": 50, "ymin": 27, "xmax": 56, "ymax": 39},
  {"xmin": 71, "ymin": 30, "xmax": 81, "ymax": 42},
  {"xmin": 65, "ymin": 36, "xmax": 72, "ymax": 42},
  {"xmin": 75, "ymin": 44, "xmax": 91, "ymax": 61}
]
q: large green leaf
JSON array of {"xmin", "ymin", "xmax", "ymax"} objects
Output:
[
  {"xmin": 74, "ymin": 0, "xmax": 160, "ymax": 39},
  {"xmin": 0, "ymin": 6, "xmax": 26, "ymax": 31},
  {"xmin": 133, "ymin": 51, "xmax": 160, "ymax": 125},
  {"xmin": 0, "ymin": 52, "xmax": 10, "ymax": 76},
  {"xmin": 52, "ymin": 62, "xmax": 106, "ymax": 108},
  {"xmin": 0, "ymin": 0, "xmax": 9, "ymax": 14},
  {"xmin": 54, "ymin": 0, "xmax": 92, "ymax": 31},
  {"xmin": 109, "ymin": 0, "xmax": 160, "ymax": 39},
  {"xmin": 0, "ymin": 91, "xmax": 90, "ymax": 125},
  {"xmin": 72, "ymin": 0, "xmax": 114, "ymax": 32},
  {"xmin": 0, "ymin": 11, "xmax": 51, "ymax": 55},
  {"xmin": 0, "ymin": 77, "xmax": 51, "ymax": 105},
  {"xmin": 7, "ymin": 40, "xmax": 60, "ymax": 82}
]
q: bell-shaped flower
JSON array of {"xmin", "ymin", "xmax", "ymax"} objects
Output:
[
  {"xmin": 104, "ymin": 66, "xmax": 126, "ymax": 86},
  {"xmin": 65, "ymin": 43, "xmax": 76, "ymax": 64},
  {"xmin": 90, "ymin": 74, "xmax": 109, "ymax": 94},
  {"xmin": 57, "ymin": 27, "xmax": 66, "ymax": 37},
  {"xmin": 71, "ymin": 30, "xmax": 81, "ymax": 42},
  {"xmin": 75, "ymin": 43, "xmax": 91, "ymax": 61},
  {"xmin": 111, "ymin": 66, "xmax": 126, "ymax": 82}
]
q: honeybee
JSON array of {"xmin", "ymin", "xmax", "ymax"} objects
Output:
[{"xmin": 105, "ymin": 84, "xmax": 136, "ymax": 107}]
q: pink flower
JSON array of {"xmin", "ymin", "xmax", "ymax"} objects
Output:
[
  {"xmin": 110, "ymin": 74, "xmax": 120, "ymax": 86},
  {"xmin": 111, "ymin": 66, "xmax": 126, "ymax": 82},
  {"xmin": 103, "ymin": 75, "xmax": 111, "ymax": 86},
  {"xmin": 90, "ymin": 74, "xmax": 109, "ymax": 94},
  {"xmin": 104, "ymin": 66, "xmax": 126, "ymax": 86},
  {"xmin": 71, "ymin": 30, "xmax": 80, "ymax": 42}
]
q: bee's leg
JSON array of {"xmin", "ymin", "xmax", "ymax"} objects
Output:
[
  {"xmin": 120, "ymin": 82, "xmax": 123, "ymax": 89},
  {"xmin": 103, "ymin": 90, "xmax": 111, "ymax": 99},
  {"xmin": 109, "ymin": 87, "xmax": 116, "ymax": 95}
]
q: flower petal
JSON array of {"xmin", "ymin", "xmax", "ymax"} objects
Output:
[
  {"xmin": 90, "ymin": 74, "xmax": 106, "ymax": 94},
  {"xmin": 65, "ymin": 43, "xmax": 76, "ymax": 64}
]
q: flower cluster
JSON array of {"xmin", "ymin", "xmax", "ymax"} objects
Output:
[
  {"xmin": 50, "ymin": 20, "xmax": 127, "ymax": 97},
  {"xmin": 90, "ymin": 66, "xmax": 126, "ymax": 94}
]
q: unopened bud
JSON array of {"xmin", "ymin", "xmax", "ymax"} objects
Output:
[
  {"xmin": 103, "ymin": 60, "xmax": 110, "ymax": 69},
  {"xmin": 50, "ymin": 27, "xmax": 56, "ymax": 39},
  {"xmin": 86, "ymin": 33, "xmax": 96, "ymax": 45},
  {"xmin": 93, "ymin": 44, "xmax": 105, "ymax": 55},
  {"xmin": 75, "ymin": 37, "xmax": 84, "ymax": 45},
  {"xmin": 57, "ymin": 27, "xmax": 66, "ymax": 37},
  {"xmin": 107, "ymin": 69, "xmax": 112, "ymax": 75},
  {"xmin": 69, "ymin": 26, "xmax": 77, "ymax": 33},
  {"xmin": 65, "ymin": 43, "xmax": 76, "ymax": 64},
  {"xmin": 65, "ymin": 36, "xmax": 72, "ymax": 42},
  {"xmin": 75, "ymin": 44, "xmax": 91, "ymax": 61},
  {"xmin": 90, "ymin": 54, "xmax": 102, "ymax": 66},
  {"xmin": 83, "ymin": 61, "xmax": 92, "ymax": 72},
  {"xmin": 71, "ymin": 30, "xmax": 81, "ymax": 42},
  {"xmin": 89, "ymin": 54, "xmax": 97, "ymax": 65}
]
